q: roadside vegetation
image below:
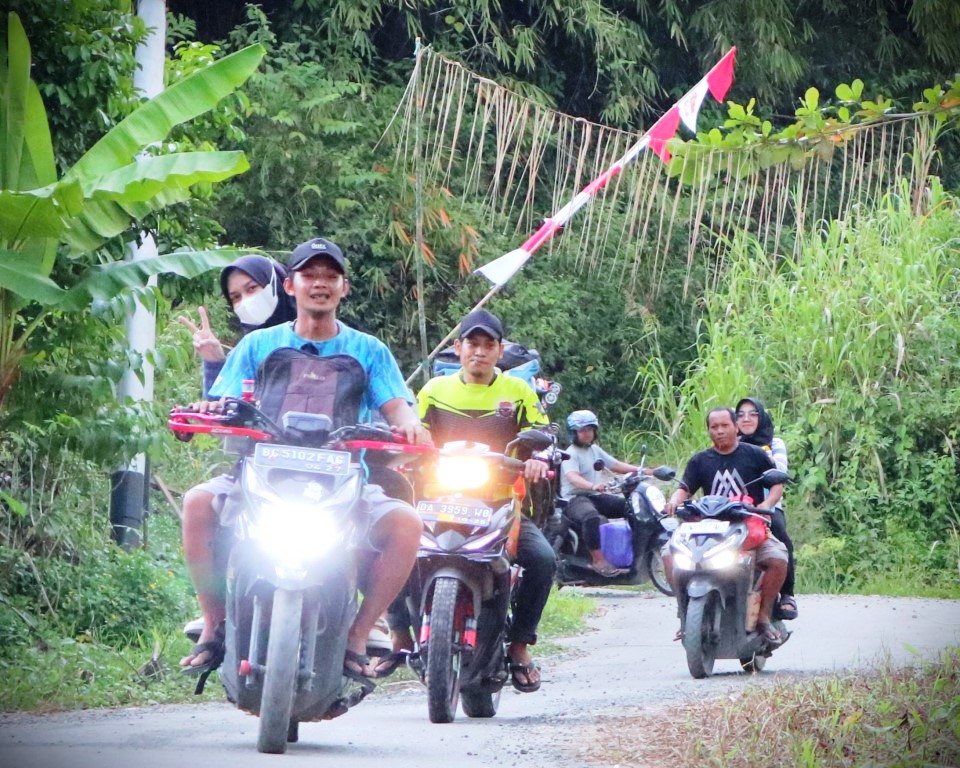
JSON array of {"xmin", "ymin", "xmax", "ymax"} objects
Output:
[{"xmin": 587, "ymin": 648, "xmax": 960, "ymax": 768}]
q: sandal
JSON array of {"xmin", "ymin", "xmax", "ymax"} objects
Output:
[
  {"xmin": 757, "ymin": 621, "xmax": 783, "ymax": 645},
  {"xmin": 589, "ymin": 562, "xmax": 627, "ymax": 578},
  {"xmin": 373, "ymin": 649, "xmax": 410, "ymax": 679},
  {"xmin": 777, "ymin": 595, "xmax": 799, "ymax": 621},
  {"xmin": 508, "ymin": 660, "xmax": 541, "ymax": 693},
  {"xmin": 180, "ymin": 623, "xmax": 226, "ymax": 695},
  {"xmin": 343, "ymin": 649, "xmax": 375, "ymax": 680}
]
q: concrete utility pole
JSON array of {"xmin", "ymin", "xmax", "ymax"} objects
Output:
[{"xmin": 109, "ymin": 0, "xmax": 166, "ymax": 549}]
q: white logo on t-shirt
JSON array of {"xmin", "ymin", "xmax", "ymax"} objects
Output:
[{"xmin": 710, "ymin": 469, "xmax": 747, "ymax": 498}]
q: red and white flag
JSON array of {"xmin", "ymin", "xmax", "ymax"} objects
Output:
[{"xmin": 476, "ymin": 48, "xmax": 737, "ymax": 287}]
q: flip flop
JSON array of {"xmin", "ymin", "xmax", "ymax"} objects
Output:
[
  {"xmin": 343, "ymin": 649, "xmax": 375, "ymax": 680},
  {"xmin": 777, "ymin": 595, "xmax": 799, "ymax": 620},
  {"xmin": 508, "ymin": 661, "xmax": 541, "ymax": 693},
  {"xmin": 589, "ymin": 563, "xmax": 627, "ymax": 578},
  {"xmin": 373, "ymin": 649, "xmax": 410, "ymax": 679},
  {"xmin": 180, "ymin": 623, "xmax": 226, "ymax": 695},
  {"xmin": 757, "ymin": 621, "xmax": 783, "ymax": 645},
  {"xmin": 180, "ymin": 639, "xmax": 225, "ymax": 676}
]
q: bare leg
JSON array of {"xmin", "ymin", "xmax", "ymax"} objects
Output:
[
  {"xmin": 180, "ymin": 488, "xmax": 226, "ymax": 667},
  {"xmin": 757, "ymin": 559, "xmax": 787, "ymax": 626},
  {"xmin": 346, "ymin": 507, "xmax": 422, "ymax": 667}
]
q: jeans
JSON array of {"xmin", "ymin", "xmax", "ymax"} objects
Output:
[
  {"xmin": 770, "ymin": 508, "xmax": 795, "ymax": 595},
  {"xmin": 509, "ymin": 516, "xmax": 557, "ymax": 645}
]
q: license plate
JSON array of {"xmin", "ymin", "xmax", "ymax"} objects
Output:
[
  {"xmin": 681, "ymin": 519, "xmax": 729, "ymax": 535},
  {"xmin": 253, "ymin": 443, "xmax": 351, "ymax": 476},
  {"xmin": 416, "ymin": 500, "xmax": 493, "ymax": 526}
]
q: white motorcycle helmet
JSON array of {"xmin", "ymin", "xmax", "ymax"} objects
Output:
[{"xmin": 567, "ymin": 409, "xmax": 600, "ymax": 443}]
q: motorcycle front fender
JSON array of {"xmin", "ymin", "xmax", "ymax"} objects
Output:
[{"xmin": 686, "ymin": 576, "xmax": 724, "ymax": 607}]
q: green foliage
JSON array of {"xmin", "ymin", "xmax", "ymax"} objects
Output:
[
  {"xmin": 0, "ymin": 10, "xmax": 264, "ymax": 425},
  {"xmin": 641, "ymin": 180, "xmax": 960, "ymax": 592}
]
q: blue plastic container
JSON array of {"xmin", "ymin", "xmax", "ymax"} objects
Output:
[{"xmin": 599, "ymin": 519, "xmax": 633, "ymax": 568}]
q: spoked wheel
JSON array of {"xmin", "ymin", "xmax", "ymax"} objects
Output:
[
  {"xmin": 683, "ymin": 593, "xmax": 720, "ymax": 679},
  {"xmin": 426, "ymin": 577, "xmax": 464, "ymax": 723},
  {"xmin": 740, "ymin": 652, "xmax": 767, "ymax": 673},
  {"xmin": 460, "ymin": 687, "xmax": 500, "ymax": 718},
  {"xmin": 257, "ymin": 589, "xmax": 303, "ymax": 754},
  {"xmin": 645, "ymin": 549, "xmax": 674, "ymax": 596}
]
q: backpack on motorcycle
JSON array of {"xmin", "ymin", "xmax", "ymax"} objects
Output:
[
  {"xmin": 599, "ymin": 519, "xmax": 634, "ymax": 568},
  {"xmin": 253, "ymin": 348, "xmax": 367, "ymax": 428}
]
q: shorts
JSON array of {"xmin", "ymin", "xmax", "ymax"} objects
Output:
[{"xmin": 191, "ymin": 473, "xmax": 236, "ymax": 515}]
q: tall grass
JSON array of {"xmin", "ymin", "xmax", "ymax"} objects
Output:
[{"xmin": 639, "ymin": 179, "xmax": 960, "ymax": 593}]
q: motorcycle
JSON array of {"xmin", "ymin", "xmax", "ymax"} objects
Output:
[
  {"xmin": 169, "ymin": 398, "xmax": 431, "ymax": 753},
  {"xmin": 401, "ymin": 429, "xmax": 555, "ymax": 723},
  {"xmin": 541, "ymin": 446, "xmax": 677, "ymax": 593},
  {"xmin": 669, "ymin": 468, "xmax": 791, "ymax": 679}
]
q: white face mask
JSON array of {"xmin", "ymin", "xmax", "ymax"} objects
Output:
[{"xmin": 234, "ymin": 270, "xmax": 279, "ymax": 326}]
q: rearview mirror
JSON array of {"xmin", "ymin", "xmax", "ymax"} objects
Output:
[
  {"xmin": 514, "ymin": 429, "xmax": 555, "ymax": 452},
  {"xmin": 761, "ymin": 468, "xmax": 789, "ymax": 487},
  {"xmin": 653, "ymin": 466, "xmax": 677, "ymax": 482}
]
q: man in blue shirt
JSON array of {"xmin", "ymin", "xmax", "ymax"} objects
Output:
[{"xmin": 180, "ymin": 237, "xmax": 429, "ymax": 680}]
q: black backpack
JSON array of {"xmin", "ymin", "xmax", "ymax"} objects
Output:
[{"xmin": 253, "ymin": 348, "xmax": 367, "ymax": 429}]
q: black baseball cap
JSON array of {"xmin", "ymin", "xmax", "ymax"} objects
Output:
[
  {"xmin": 459, "ymin": 309, "xmax": 503, "ymax": 341},
  {"xmin": 288, "ymin": 237, "xmax": 347, "ymax": 274}
]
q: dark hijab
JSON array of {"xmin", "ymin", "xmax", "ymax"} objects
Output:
[
  {"xmin": 219, "ymin": 254, "xmax": 297, "ymax": 332},
  {"xmin": 736, "ymin": 397, "xmax": 775, "ymax": 448}
]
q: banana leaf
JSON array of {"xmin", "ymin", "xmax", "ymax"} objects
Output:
[
  {"xmin": 65, "ymin": 44, "xmax": 264, "ymax": 183},
  {"xmin": 60, "ymin": 249, "xmax": 242, "ymax": 310}
]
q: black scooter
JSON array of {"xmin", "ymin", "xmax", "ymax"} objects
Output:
[{"xmin": 540, "ymin": 446, "xmax": 677, "ymax": 593}]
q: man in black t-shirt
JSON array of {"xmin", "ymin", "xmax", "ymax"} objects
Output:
[{"xmin": 664, "ymin": 406, "xmax": 788, "ymax": 643}]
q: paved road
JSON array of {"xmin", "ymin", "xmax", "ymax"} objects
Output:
[{"xmin": 2, "ymin": 591, "xmax": 959, "ymax": 768}]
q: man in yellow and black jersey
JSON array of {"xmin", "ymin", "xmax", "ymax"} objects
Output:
[{"xmin": 414, "ymin": 309, "xmax": 555, "ymax": 693}]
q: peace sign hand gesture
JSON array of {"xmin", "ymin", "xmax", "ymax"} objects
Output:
[{"xmin": 178, "ymin": 306, "xmax": 225, "ymax": 363}]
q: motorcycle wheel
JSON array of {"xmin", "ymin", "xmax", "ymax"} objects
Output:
[
  {"xmin": 461, "ymin": 687, "xmax": 500, "ymax": 718},
  {"xmin": 740, "ymin": 653, "xmax": 766, "ymax": 673},
  {"xmin": 684, "ymin": 593, "xmax": 720, "ymax": 679},
  {"xmin": 645, "ymin": 549, "xmax": 674, "ymax": 596},
  {"xmin": 426, "ymin": 577, "xmax": 463, "ymax": 724},
  {"xmin": 257, "ymin": 588, "xmax": 303, "ymax": 754}
]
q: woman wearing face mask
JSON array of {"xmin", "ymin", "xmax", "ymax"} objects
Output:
[
  {"xmin": 176, "ymin": 255, "xmax": 296, "ymax": 651},
  {"xmin": 178, "ymin": 254, "xmax": 297, "ymax": 398},
  {"xmin": 735, "ymin": 397, "xmax": 798, "ymax": 620}
]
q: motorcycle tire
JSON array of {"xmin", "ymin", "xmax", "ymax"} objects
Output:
[
  {"xmin": 257, "ymin": 588, "xmax": 304, "ymax": 754},
  {"xmin": 426, "ymin": 577, "xmax": 463, "ymax": 724},
  {"xmin": 684, "ymin": 593, "xmax": 720, "ymax": 679},
  {"xmin": 460, "ymin": 687, "xmax": 500, "ymax": 718},
  {"xmin": 644, "ymin": 549, "xmax": 674, "ymax": 596}
]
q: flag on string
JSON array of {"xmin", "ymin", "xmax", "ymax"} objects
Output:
[{"xmin": 475, "ymin": 48, "xmax": 737, "ymax": 287}]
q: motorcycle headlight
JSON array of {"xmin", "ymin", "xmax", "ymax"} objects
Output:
[
  {"xmin": 701, "ymin": 536, "xmax": 739, "ymax": 570},
  {"xmin": 252, "ymin": 505, "xmax": 340, "ymax": 566},
  {"xmin": 702, "ymin": 547, "xmax": 737, "ymax": 570},
  {"xmin": 643, "ymin": 484, "xmax": 666, "ymax": 513},
  {"xmin": 673, "ymin": 552, "xmax": 695, "ymax": 571},
  {"xmin": 434, "ymin": 455, "xmax": 491, "ymax": 491}
]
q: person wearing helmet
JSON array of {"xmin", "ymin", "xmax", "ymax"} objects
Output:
[{"xmin": 560, "ymin": 410, "xmax": 653, "ymax": 577}]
